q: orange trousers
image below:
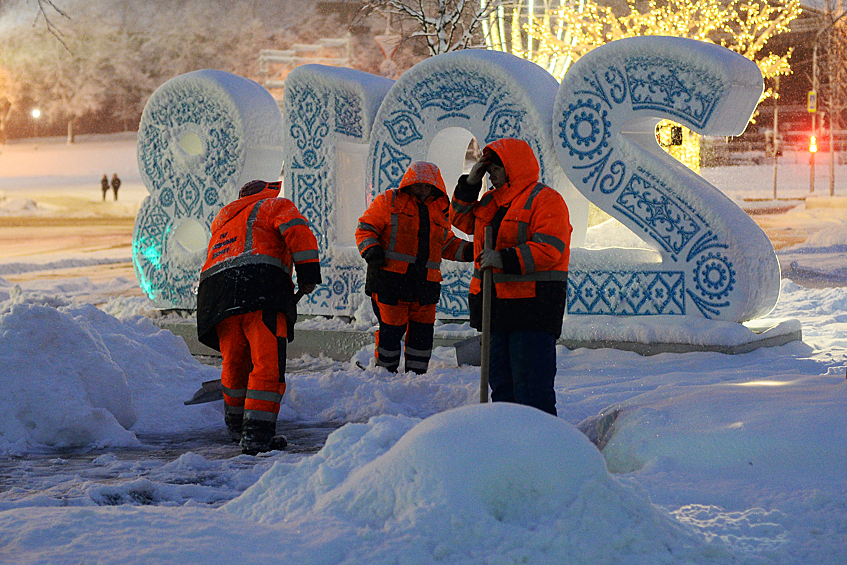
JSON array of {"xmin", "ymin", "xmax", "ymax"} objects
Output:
[
  {"xmin": 372, "ymin": 294, "xmax": 436, "ymax": 373},
  {"xmin": 216, "ymin": 310, "xmax": 287, "ymax": 425}
]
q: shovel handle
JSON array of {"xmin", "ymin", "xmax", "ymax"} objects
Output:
[{"xmin": 480, "ymin": 225, "xmax": 493, "ymax": 403}]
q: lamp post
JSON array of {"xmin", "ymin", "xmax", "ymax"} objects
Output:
[{"xmin": 773, "ymin": 75, "xmax": 779, "ymax": 200}]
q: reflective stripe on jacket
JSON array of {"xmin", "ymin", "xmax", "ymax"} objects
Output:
[{"xmin": 201, "ymin": 183, "xmax": 319, "ymax": 278}]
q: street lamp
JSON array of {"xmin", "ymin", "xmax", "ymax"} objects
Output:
[{"xmin": 30, "ymin": 108, "xmax": 41, "ymax": 138}]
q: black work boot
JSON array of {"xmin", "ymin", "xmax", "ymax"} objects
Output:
[
  {"xmin": 240, "ymin": 419, "xmax": 287, "ymax": 455},
  {"xmin": 224, "ymin": 411, "xmax": 243, "ymax": 444}
]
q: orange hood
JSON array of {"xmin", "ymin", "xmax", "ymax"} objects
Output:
[
  {"xmin": 398, "ymin": 161, "xmax": 447, "ymax": 196},
  {"xmin": 483, "ymin": 138, "xmax": 540, "ymax": 205}
]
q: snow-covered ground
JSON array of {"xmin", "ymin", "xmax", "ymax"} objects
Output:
[{"xmin": 0, "ymin": 135, "xmax": 845, "ymax": 564}]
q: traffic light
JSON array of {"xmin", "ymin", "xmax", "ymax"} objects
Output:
[{"xmin": 809, "ymin": 135, "xmax": 818, "ymax": 153}]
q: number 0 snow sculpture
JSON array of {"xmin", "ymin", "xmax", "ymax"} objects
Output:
[
  {"xmin": 134, "ymin": 70, "xmax": 285, "ymax": 308},
  {"xmin": 556, "ymin": 37, "xmax": 780, "ymax": 321},
  {"xmin": 367, "ymin": 49, "xmax": 590, "ymax": 317}
]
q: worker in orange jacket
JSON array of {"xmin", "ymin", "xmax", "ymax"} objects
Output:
[
  {"xmin": 451, "ymin": 138, "xmax": 571, "ymax": 416},
  {"xmin": 356, "ymin": 161, "xmax": 473, "ymax": 373},
  {"xmin": 197, "ymin": 180, "xmax": 321, "ymax": 454}
]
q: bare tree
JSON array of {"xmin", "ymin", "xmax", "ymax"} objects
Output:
[
  {"xmin": 0, "ymin": 64, "xmax": 25, "ymax": 144},
  {"xmin": 807, "ymin": 1, "xmax": 847, "ymax": 195},
  {"xmin": 37, "ymin": 1, "xmax": 68, "ymax": 29},
  {"xmin": 359, "ymin": 0, "xmax": 504, "ymax": 56}
]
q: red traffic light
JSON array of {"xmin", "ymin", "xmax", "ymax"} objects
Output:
[{"xmin": 809, "ymin": 135, "xmax": 818, "ymax": 153}]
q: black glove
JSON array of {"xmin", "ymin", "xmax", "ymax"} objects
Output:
[{"xmin": 362, "ymin": 246, "xmax": 386, "ymax": 267}]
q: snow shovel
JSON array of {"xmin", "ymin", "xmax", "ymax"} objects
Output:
[
  {"xmin": 184, "ymin": 288, "xmax": 307, "ymax": 406},
  {"xmin": 184, "ymin": 379, "xmax": 225, "ymax": 406},
  {"xmin": 480, "ymin": 225, "xmax": 493, "ymax": 403}
]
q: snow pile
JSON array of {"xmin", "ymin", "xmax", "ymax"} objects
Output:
[
  {"xmin": 0, "ymin": 197, "xmax": 42, "ymax": 215},
  {"xmin": 0, "ymin": 292, "xmax": 220, "ymax": 454},
  {"xmin": 279, "ymin": 344, "xmax": 477, "ymax": 422},
  {"xmin": 224, "ymin": 403, "xmax": 728, "ymax": 564},
  {"xmin": 603, "ymin": 377, "xmax": 847, "ymax": 478}
]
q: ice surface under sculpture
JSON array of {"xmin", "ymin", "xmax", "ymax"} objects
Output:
[
  {"xmin": 556, "ymin": 36, "xmax": 780, "ymax": 321},
  {"xmin": 133, "ymin": 70, "xmax": 285, "ymax": 308}
]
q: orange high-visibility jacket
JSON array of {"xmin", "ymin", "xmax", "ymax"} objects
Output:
[
  {"xmin": 356, "ymin": 161, "xmax": 471, "ymax": 284},
  {"xmin": 196, "ymin": 182, "xmax": 321, "ymax": 350},
  {"xmin": 451, "ymin": 138, "xmax": 571, "ymax": 334}
]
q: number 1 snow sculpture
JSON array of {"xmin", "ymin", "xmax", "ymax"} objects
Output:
[
  {"xmin": 555, "ymin": 37, "xmax": 780, "ymax": 321},
  {"xmin": 282, "ymin": 65, "xmax": 394, "ymax": 316},
  {"xmin": 134, "ymin": 70, "xmax": 285, "ymax": 309}
]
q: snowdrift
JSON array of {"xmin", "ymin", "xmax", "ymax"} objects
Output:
[
  {"xmin": 223, "ymin": 404, "xmax": 729, "ymax": 564},
  {"xmin": 0, "ymin": 292, "xmax": 220, "ymax": 454}
]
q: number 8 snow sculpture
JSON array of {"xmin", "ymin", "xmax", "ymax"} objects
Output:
[
  {"xmin": 556, "ymin": 37, "xmax": 780, "ymax": 321},
  {"xmin": 133, "ymin": 70, "xmax": 285, "ymax": 309}
]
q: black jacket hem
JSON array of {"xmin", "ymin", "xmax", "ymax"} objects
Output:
[{"xmin": 196, "ymin": 262, "xmax": 298, "ymax": 351}]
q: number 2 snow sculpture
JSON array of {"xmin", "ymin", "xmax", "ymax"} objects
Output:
[
  {"xmin": 133, "ymin": 70, "xmax": 285, "ymax": 308},
  {"xmin": 556, "ymin": 36, "xmax": 780, "ymax": 321}
]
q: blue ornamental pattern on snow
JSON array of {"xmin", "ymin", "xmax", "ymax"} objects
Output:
[
  {"xmin": 626, "ymin": 56, "xmax": 724, "ymax": 130},
  {"xmin": 287, "ymin": 84, "xmax": 332, "ymax": 252},
  {"xmin": 138, "ymin": 90, "xmax": 242, "ymax": 203},
  {"xmin": 373, "ymin": 67, "xmax": 538, "ymax": 198},
  {"xmin": 616, "ymin": 167, "xmax": 702, "ymax": 259},
  {"xmin": 286, "ymin": 81, "xmax": 372, "ymax": 314},
  {"xmin": 299, "ymin": 265, "xmax": 366, "ymax": 315},
  {"xmin": 134, "ymin": 86, "xmax": 238, "ymax": 309},
  {"xmin": 334, "ymin": 92, "xmax": 364, "ymax": 139},
  {"xmin": 438, "ymin": 268, "xmax": 472, "ymax": 318},
  {"xmin": 567, "ymin": 271, "xmax": 685, "ymax": 315},
  {"xmin": 559, "ymin": 55, "xmax": 735, "ymax": 318}
]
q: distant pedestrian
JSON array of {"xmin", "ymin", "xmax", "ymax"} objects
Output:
[
  {"xmin": 111, "ymin": 173, "xmax": 121, "ymax": 201},
  {"xmin": 100, "ymin": 174, "xmax": 109, "ymax": 201}
]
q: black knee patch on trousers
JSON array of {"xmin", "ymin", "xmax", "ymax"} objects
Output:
[{"xmin": 262, "ymin": 309, "xmax": 287, "ymax": 386}]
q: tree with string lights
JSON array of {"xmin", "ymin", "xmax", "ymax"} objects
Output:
[{"xmin": 487, "ymin": 0, "xmax": 801, "ymax": 172}]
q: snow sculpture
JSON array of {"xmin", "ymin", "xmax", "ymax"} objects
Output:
[
  {"xmin": 282, "ymin": 65, "xmax": 394, "ymax": 316},
  {"xmin": 366, "ymin": 50, "xmax": 590, "ymax": 317},
  {"xmin": 556, "ymin": 36, "xmax": 779, "ymax": 321},
  {"xmin": 134, "ymin": 70, "xmax": 285, "ymax": 308},
  {"xmin": 137, "ymin": 38, "xmax": 778, "ymax": 324}
]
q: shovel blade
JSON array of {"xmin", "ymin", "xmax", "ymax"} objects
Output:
[{"xmin": 183, "ymin": 379, "xmax": 224, "ymax": 405}]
